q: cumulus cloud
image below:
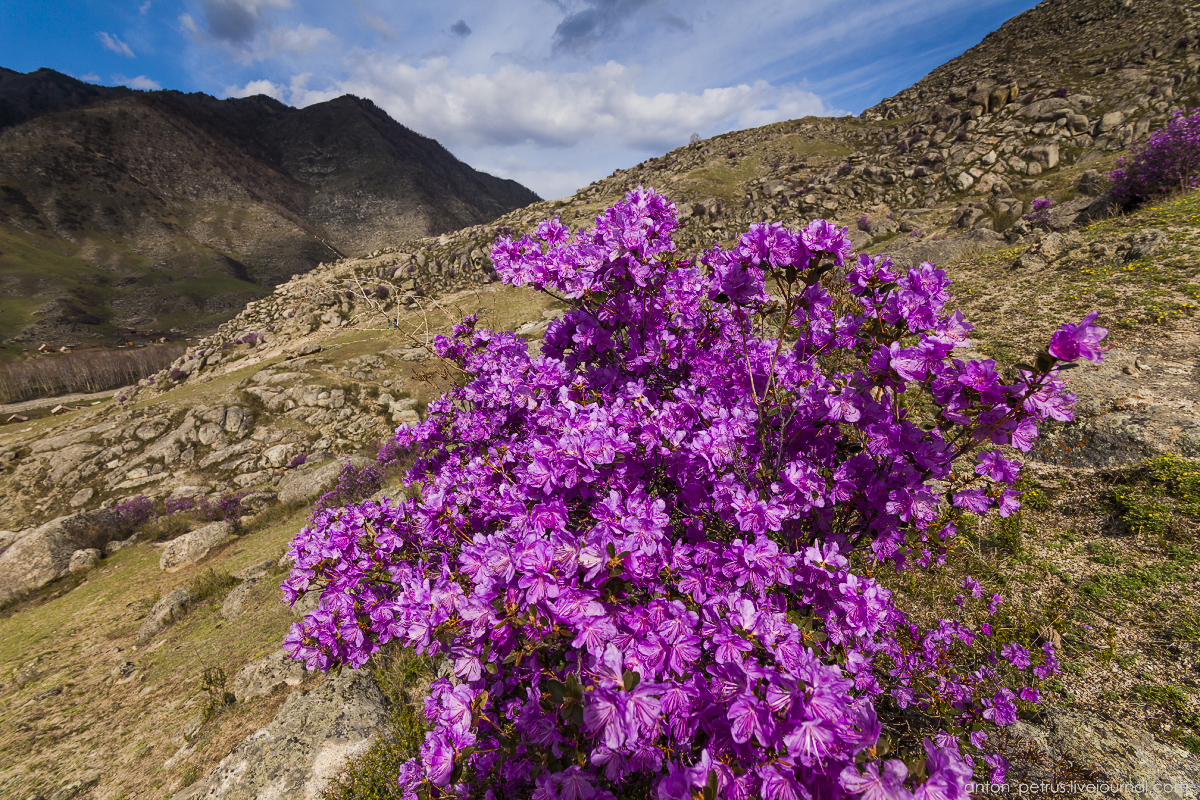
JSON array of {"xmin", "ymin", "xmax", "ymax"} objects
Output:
[
  {"xmin": 449, "ymin": 19, "xmax": 472, "ymax": 37},
  {"xmin": 225, "ymin": 72, "xmax": 311, "ymax": 101},
  {"xmin": 98, "ymin": 32, "xmax": 136, "ymax": 58},
  {"xmin": 286, "ymin": 58, "xmax": 832, "ymax": 153},
  {"xmin": 118, "ymin": 75, "xmax": 163, "ymax": 90}
]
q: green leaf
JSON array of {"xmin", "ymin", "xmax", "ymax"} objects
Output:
[{"xmin": 623, "ymin": 670, "xmax": 641, "ymax": 692}]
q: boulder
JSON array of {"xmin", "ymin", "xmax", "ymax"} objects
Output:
[
  {"xmin": 159, "ymin": 522, "xmax": 235, "ymax": 573},
  {"xmin": 228, "ymin": 649, "xmax": 309, "ymax": 702},
  {"xmin": 1002, "ymin": 708, "xmax": 1199, "ymax": 800},
  {"xmin": 68, "ymin": 548, "xmax": 101, "ymax": 575},
  {"xmin": 220, "ymin": 577, "xmax": 259, "ymax": 621},
  {"xmin": 136, "ymin": 588, "xmax": 193, "ymax": 644},
  {"xmin": 1097, "ymin": 110, "xmax": 1126, "ymax": 133},
  {"xmin": 277, "ymin": 456, "xmax": 373, "ymax": 506},
  {"xmin": 0, "ymin": 508, "xmax": 132, "ymax": 605},
  {"xmin": 1125, "ymin": 228, "xmax": 1169, "ymax": 260},
  {"xmin": 173, "ymin": 666, "xmax": 387, "ymax": 800}
]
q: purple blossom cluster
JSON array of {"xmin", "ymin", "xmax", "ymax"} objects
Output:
[
  {"xmin": 281, "ymin": 188, "xmax": 1105, "ymax": 800},
  {"xmin": 1109, "ymin": 109, "xmax": 1200, "ymax": 208},
  {"xmin": 1021, "ymin": 198, "xmax": 1053, "ymax": 227}
]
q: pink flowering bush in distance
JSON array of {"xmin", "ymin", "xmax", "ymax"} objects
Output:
[
  {"xmin": 282, "ymin": 188, "xmax": 1106, "ymax": 800},
  {"xmin": 1109, "ymin": 108, "xmax": 1200, "ymax": 208}
]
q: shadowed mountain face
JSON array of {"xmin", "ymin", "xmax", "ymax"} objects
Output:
[{"xmin": 0, "ymin": 69, "xmax": 540, "ymax": 350}]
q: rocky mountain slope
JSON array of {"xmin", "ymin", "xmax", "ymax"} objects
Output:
[
  {"xmin": 1, "ymin": 0, "xmax": 1200, "ymax": 797},
  {"xmin": 0, "ymin": 70, "xmax": 539, "ymax": 351}
]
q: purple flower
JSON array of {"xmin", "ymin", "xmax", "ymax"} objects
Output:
[{"xmin": 1048, "ymin": 311, "xmax": 1108, "ymax": 363}]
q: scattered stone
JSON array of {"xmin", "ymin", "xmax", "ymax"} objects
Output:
[
  {"xmin": 136, "ymin": 588, "xmax": 193, "ymax": 644},
  {"xmin": 229, "ymin": 649, "xmax": 310, "ymax": 703},
  {"xmin": 219, "ymin": 577, "xmax": 259, "ymax": 621},
  {"xmin": 159, "ymin": 522, "xmax": 236, "ymax": 573},
  {"xmin": 231, "ymin": 558, "xmax": 276, "ymax": 581},
  {"xmin": 1125, "ymin": 228, "xmax": 1169, "ymax": 260},
  {"xmin": 68, "ymin": 488, "xmax": 94, "ymax": 509},
  {"xmin": 67, "ymin": 548, "xmax": 101, "ymax": 575}
]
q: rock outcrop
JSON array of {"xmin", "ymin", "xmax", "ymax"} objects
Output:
[
  {"xmin": 0, "ymin": 508, "xmax": 131, "ymax": 604},
  {"xmin": 173, "ymin": 667, "xmax": 387, "ymax": 800}
]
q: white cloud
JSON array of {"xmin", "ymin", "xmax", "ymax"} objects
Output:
[
  {"xmin": 112, "ymin": 75, "xmax": 162, "ymax": 90},
  {"xmin": 78, "ymin": 72, "xmax": 102, "ymax": 82},
  {"xmin": 225, "ymin": 72, "xmax": 312, "ymax": 101},
  {"xmin": 140, "ymin": 1, "xmax": 152, "ymax": 14},
  {"xmin": 98, "ymin": 32, "xmax": 136, "ymax": 58},
  {"xmin": 286, "ymin": 58, "xmax": 833, "ymax": 153}
]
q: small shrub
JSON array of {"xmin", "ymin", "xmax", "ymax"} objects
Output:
[
  {"xmin": 180, "ymin": 764, "xmax": 201, "ymax": 787},
  {"xmin": 1109, "ymin": 110, "xmax": 1200, "ymax": 208},
  {"xmin": 200, "ymin": 666, "xmax": 236, "ymax": 722},
  {"xmin": 114, "ymin": 495, "xmax": 154, "ymax": 529},
  {"xmin": 855, "ymin": 214, "xmax": 872, "ymax": 232},
  {"xmin": 1054, "ymin": 87, "xmax": 1069, "ymax": 98},
  {"xmin": 312, "ymin": 460, "xmax": 383, "ymax": 514},
  {"xmin": 1022, "ymin": 197, "xmax": 1053, "ymax": 227},
  {"xmin": 287, "ymin": 452, "xmax": 309, "ymax": 470},
  {"xmin": 188, "ymin": 568, "xmax": 237, "ymax": 604},
  {"xmin": 143, "ymin": 514, "xmax": 192, "ymax": 542}
]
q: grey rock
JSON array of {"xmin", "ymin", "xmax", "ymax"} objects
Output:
[
  {"xmin": 159, "ymin": 522, "xmax": 235, "ymax": 573},
  {"xmin": 136, "ymin": 588, "xmax": 193, "ymax": 644},
  {"xmin": 1003, "ymin": 708, "xmax": 1199, "ymax": 800},
  {"xmin": 1024, "ymin": 143, "xmax": 1060, "ymax": 169},
  {"xmin": 1125, "ymin": 228, "xmax": 1169, "ymax": 260},
  {"xmin": 1097, "ymin": 110, "xmax": 1126, "ymax": 133},
  {"xmin": 1046, "ymin": 196, "xmax": 1102, "ymax": 230},
  {"xmin": 220, "ymin": 577, "xmax": 259, "ymax": 621},
  {"xmin": 0, "ymin": 508, "xmax": 133, "ymax": 605},
  {"xmin": 173, "ymin": 667, "xmax": 386, "ymax": 800},
  {"xmin": 67, "ymin": 548, "xmax": 101, "ymax": 575},
  {"xmin": 223, "ymin": 407, "xmax": 252, "ymax": 437},
  {"xmin": 68, "ymin": 487, "xmax": 94, "ymax": 509},
  {"xmin": 46, "ymin": 444, "xmax": 101, "ymax": 484},
  {"xmin": 229, "ymin": 649, "xmax": 309, "ymax": 703},
  {"xmin": 262, "ymin": 443, "xmax": 297, "ymax": 468},
  {"xmin": 276, "ymin": 456, "xmax": 372, "ymax": 506},
  {"xmin": 1032, "ymin": 347, "xmax": 1200, "ymax": 468},
  {"xmin": 231, "ymin": 558, "xmax": 276, "ymax": 581}
]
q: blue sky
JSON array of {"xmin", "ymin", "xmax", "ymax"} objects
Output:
[{"xmin": 0, "ymin": 1, "xmax": 1041, "ymax": 198}]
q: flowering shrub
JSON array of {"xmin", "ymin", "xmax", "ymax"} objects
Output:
[
  {"xmin": 1022, "ymin": 198, "xmax": 1053, "ymax": 228},
  {"xmin": 282, "ymin": 189, "xmax": 1105, "ymax": 800},
  {"xmin": 855, "ymin": 215, "xmax": 872, "ymax": 233},
  {"xmin": 311, "ymin": 459, "xmax": 384, "ymax": 514},
  {"xmin": 114, "ymin": 495, "xmax": 154, "ymax": 528},
  {"xmin": 287, "ymin": 452, "xmax": 309, "ymax": 470},
  {"xmin": 1109, "ymin": 109, "xmax": 1200, "ymax": 208}
]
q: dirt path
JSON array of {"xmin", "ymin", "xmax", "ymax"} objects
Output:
[{"xmin": 0, "ymin": 386, "xmax": 132, "ymax": 416}]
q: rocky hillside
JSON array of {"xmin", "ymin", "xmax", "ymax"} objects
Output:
[
  {"xmin": 1, "ymin": 0, "xmax": 1200, "ymax": 797},
  {"xmin": 0, "ymin": 70, "xmax": 539, "ymax": 351}
]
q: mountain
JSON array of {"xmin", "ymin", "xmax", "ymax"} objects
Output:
[
  {"xmin": 0, "ymin": 69, "xmax": 539, "ymax": 351},
  {"xmin": 2, "ymin": 1, "xmax": 1200, "ymax": 798}
]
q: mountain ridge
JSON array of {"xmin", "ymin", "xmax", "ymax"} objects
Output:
[{"xmin": 0, "ymin": 70, "xmax": 540, "ymax": 352}]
